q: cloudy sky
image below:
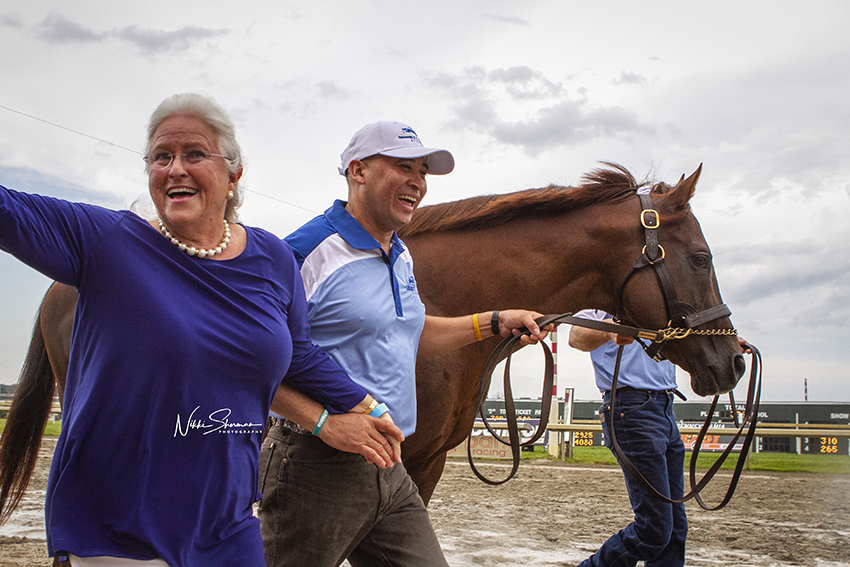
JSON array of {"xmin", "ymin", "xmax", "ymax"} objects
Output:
[{"xmin": 1, "ymin": 1, "xmax": 848, "ymax": 403}]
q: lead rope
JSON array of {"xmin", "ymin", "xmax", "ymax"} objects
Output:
[
  {"xmin": 467, "ymin": 314, "xmax": 571, "ymax": 485},
  {"xmin": 605, "ymin": 342, "xmax": 762, "ymax": 509},
  {"xmin": 466, "ymin": 312, "xmax": 677, "ymax": 485},
  {"xmin": 468, "ymin": 314, "xmax": 762, "ymax": 510}
]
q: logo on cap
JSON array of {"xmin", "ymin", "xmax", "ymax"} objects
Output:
[{"xmin": 399, "ymin": 127, "xmax": 421, "ymax": 145}]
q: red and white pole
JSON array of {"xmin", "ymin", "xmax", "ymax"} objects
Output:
[{"xmin": 547, "ymin": 329, "xmax": 560, "ymax": 457}]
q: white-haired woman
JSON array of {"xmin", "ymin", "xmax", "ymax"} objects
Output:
[{"xmin": 0, "ymin": 93, "xmax": 401, "ymax": 567}]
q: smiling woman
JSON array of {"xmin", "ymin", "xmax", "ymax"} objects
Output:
[
  {"xmin": 0, "ymin": 93, "xmax": 402, "ymax": 567},
  {"xmin": 143, "ymin": 100, "xmax": 246, "ymax": 259},
  {"xmin": 144, "ymin": 94, "xmax": 245, "ymax": 216}
]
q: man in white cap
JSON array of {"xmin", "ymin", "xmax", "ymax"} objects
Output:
[{"xmin": 257, "ymin": 121, "xmax": 550, "ymax": 567}]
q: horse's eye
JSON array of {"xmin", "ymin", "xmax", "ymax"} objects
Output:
[{"xmin": 691, "ymin": 254, "xmax": 712, "ymax": 271}]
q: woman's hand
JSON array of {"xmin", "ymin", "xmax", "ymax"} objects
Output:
[
  {"xmin": 377, "ymin": 412, "xmax": 403, "ymax": 464},
  {"xmin": 319, "ymin": 412, "xmax": 404, "ymax": 468}
]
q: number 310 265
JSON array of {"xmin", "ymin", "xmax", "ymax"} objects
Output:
[{"xmin": 820, "ymin": 437, "xmax": 839, "ymax": 453}]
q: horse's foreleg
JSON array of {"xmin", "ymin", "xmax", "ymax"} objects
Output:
[{"xmin": 407, "ymin": 452, "xmax": 448, "ymax": 506}]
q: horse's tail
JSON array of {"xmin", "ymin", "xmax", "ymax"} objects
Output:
[{"xmin": 0, "ymin": 310, "xmax": 55, "ymax": 525}]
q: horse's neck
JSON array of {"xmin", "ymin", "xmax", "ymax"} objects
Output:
[{"xmin": 406, "ymin": 207, "xmax": 631, "ymax": 317}]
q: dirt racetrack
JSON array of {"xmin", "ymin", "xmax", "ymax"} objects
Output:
[{"xmin": 1, "ymin": 438, "xmax": 849, "ymax": 566}]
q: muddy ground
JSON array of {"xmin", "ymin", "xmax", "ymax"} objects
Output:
[{"xmin": 1, "ymin": 438, "xmax": 848, "ymax": 566}]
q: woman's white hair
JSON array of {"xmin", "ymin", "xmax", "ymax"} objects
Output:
[{"xmin": 145, "ymin": 93, "xmax": 245, "ymax": 222}]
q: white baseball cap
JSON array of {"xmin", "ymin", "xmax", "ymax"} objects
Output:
[{"xmin": 338, "ymin": 121, "xmax": 455, "ymax": 176}]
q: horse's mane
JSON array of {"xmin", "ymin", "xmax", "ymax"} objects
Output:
[{"xmin": 402, "ymin": 162, "xmax": 669, "ymax": 237}]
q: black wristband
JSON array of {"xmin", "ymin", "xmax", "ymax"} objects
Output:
[{"xmin": 491, "ymin": 310, "xmax": 500, "ymax": 336}]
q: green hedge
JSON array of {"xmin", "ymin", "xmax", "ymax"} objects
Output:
[
  {"xmin": 0, "ymin": 419, "xmax": 62, "ymax": 437},
  {"xmin": 525, "ymin": 445, "xmax": 850, "ymax": 474},
  {"xmin": 4, "ymin": 422, "xmax": 850, "ymax": 474}
]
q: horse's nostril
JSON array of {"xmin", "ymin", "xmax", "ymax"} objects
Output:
[{"xmin": 733, "ymin": 353, "xmax": 746, "ymax": 379}]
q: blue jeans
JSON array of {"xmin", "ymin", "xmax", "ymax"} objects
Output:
[
  {"xmin": 578, "ymin": 390, "xmax": 688, "ymax": 567},
  {"xmin": 257, "ymin": 421, "xmax": 448, "ymax": 567}
]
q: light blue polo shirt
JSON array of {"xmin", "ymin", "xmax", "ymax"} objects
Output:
[
  {"xmin": 574, "ymin": 309, "xmax": 677, "ymax": 393},
  {"xmin": 285, "ymin": 200, "xmax": 426, "ymax": 435}
]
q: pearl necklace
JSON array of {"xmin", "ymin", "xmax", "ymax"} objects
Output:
[{"xmin": 158, "ymin": 219, "xmax": 231, "ymax": 258}]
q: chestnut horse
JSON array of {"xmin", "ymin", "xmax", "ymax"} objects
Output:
[
  {"xmin": 400, "ymin": 163, "xmax": 744, "ymax": 502},
  {"xmin": 0, "ymin": 164, "xmax": 744, "ymax": 521}
]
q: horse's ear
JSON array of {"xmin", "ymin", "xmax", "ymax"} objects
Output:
[{"xmin": 668, "ymin": 164, "xmax": 702, "ymax": 209}]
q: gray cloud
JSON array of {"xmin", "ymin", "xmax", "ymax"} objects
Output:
[
  {"xmin": 283, "ymin": 7, "xmax": 306, "ymax": 20},
  {"xmin": 482, "ymin": 13, "xmax": 529, "ymax": 26},
  {"xmin": 495, "ymin": 103, "xmax": 651, "ymax": 151},
  {"xmin": 0, "ymin": 12, "xmax": 23, "ymax": 28},
  {"xmin": 613, "ymin": 70, "xmax": 648, "ymax": 86},
  {"xmin": 0, "ymin": 164, "xmax": 127, "ymax": 209},
  {"xmin": 36, "ymin": 13, "xmax": 104, "ymax": 43},
  {"xmin": 315, "ymin": 81, "xmax": 350, "ymax": 100},
  {"xmin": 488, "ymin": 66, "xmax": 566, "ymax": 99},
  {"xmin": 114, "ymin": 25, "xmax": 226, "ymax": 53},
  {"xmin": 429, "ymin": 65, "xmax": 654, "ymax": 155},
  {"xmin": 655, "ymin": 49, "xmax": 850, "ymax": 205},
  {"xmin": 715, "ymin": 239, "xmax": 850, "ymax": 328},
  {"xmin": 710, "ymin": 133, "xmax": 849, "ymax": 207},
  {"xmin": 33, "ymin": 13, "xmax": 227, "ymax": 53}
]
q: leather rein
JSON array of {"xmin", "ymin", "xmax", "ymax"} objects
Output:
[{"xmin": 468, "ymin": 191, "xmax": 763, "ymax": 510}]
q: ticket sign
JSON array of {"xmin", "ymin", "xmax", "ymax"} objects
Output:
[{"xmin": 681, "ymin": 434, "xmax": 743, "ymax": 452}]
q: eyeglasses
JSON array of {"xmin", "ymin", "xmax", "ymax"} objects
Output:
[{"xmin": 143, "ymin": 150, "xmax": 230, "ymax": 170}]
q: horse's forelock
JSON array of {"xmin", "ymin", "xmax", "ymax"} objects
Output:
[{"xmin": 401, "ymin": 163, "xmax": 646, "ymax": 236}]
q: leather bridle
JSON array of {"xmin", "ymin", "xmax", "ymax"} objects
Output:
[
  {"xmin": 468, "ymin": 190, "xmax": 762, "ymax": 511},
  {"xmin": 611, "ymin": 191, "xmax": 737, "ymax": 361}
]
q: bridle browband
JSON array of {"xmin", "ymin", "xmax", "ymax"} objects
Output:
[{"xmin": 468, "ymin": 189, "xmax": 762, "ymax": 511}]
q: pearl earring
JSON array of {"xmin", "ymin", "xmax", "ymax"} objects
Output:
[{"xmin": 226, "ymin": 190, "xmax": 235, "ymax": 200}]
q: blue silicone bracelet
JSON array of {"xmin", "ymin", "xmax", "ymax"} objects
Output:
[
  {"xmin": 369, "ymin": 403, "xmax": 389, "ymax": 418},
  {"xmin": 312, "ymin": 409, "xmax": 329, "ymax": 436}
]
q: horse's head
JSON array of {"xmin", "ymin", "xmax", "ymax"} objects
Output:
[{"xmin": 619, "ymin": 166, "xmax": 746, "ymax": 396}]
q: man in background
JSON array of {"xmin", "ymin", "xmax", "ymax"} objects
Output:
[{"xmin": 569, "ymin": 308, "xmax": 687, "ymax": 567}]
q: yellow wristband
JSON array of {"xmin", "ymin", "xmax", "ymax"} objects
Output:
[
  {"xmin": 362, "ymin": 399, "xmax": 379, "ymax": 414},
  {"xmin": 472, "ymin": 312, "xmax": 484, "ymax": 341}
]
